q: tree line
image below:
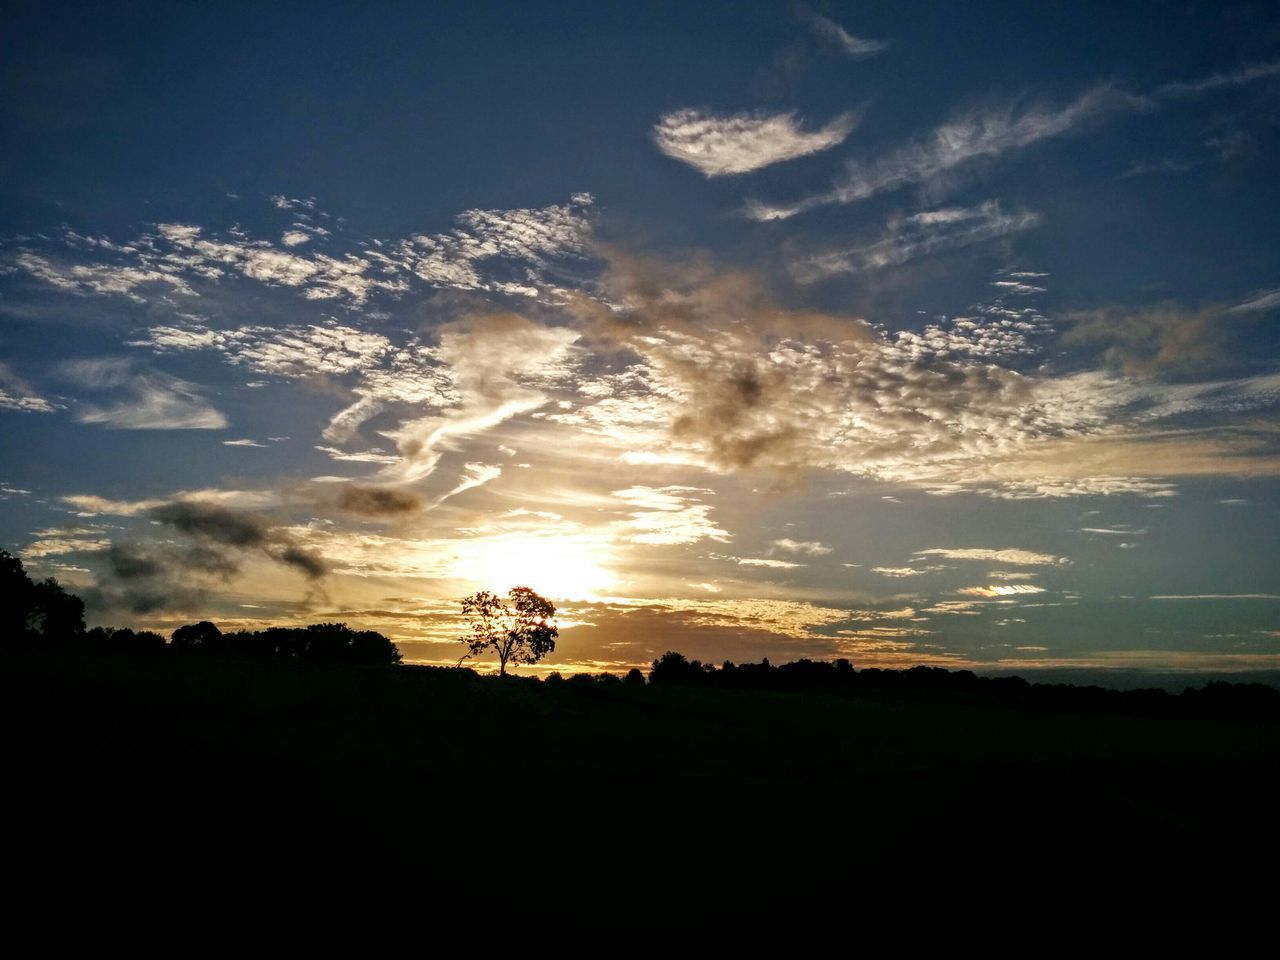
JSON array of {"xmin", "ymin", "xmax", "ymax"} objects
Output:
[
  {"xmin": 1, "ymin": 550, "xmax": 401, "ymax": 666},
  {"xmin": 5, "ymin": 548, "xmax": 1276, "ymax": 714},
  {"xmin": 642, "ymin": 650, "xmax": 1280, "ymax": 716}
]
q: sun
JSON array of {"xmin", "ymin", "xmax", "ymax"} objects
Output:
[{"xmin": 451, "ymin": 532, "xmax": 617, "ymax": 600}]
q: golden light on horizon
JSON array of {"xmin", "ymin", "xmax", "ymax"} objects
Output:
[{"xmin": 450, "ymin": 531, "xmax": 619, "ymax": 601}]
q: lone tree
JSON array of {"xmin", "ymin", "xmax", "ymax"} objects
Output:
[{"xmin": 458, "ymin": 586, "xmax": 558, "ymax": 676}]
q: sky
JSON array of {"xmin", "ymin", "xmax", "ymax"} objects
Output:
[{"xmin": 2, "ymin": 1, "xmax": 1278, "ymax": 677}]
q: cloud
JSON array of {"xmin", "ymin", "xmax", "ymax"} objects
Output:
[
  {"xmin": 315, "ymin": 446, "xmax": 401, "ymax": 464},
  {"xmin": 23, "ymin": 536, "xmax": 111, "ymax": 559},
  {"xmin": 223, "ymin": 438, "xmax": 267, "ymax": 447},
  {"xmin": 150, "ymin": 500, "xmax": 271, "ymax": 547},
  {"xmin": 63, "ymin": 358, "xmax": 226, "ymax": 430},
  {"xmin": 1228, "ymin": 289, "xmax": 1280, "ymax": 314},
  {"xmin": 957, "ymin": 584, "xmax": 1046, "ymax": 597},
  {"xmin": 733, "ymin": 557, "xmax": 804, "ymax": 569},
  {"xmin": 792, "ymin": 200, "xmax": 1039, "ymax": 280},
  {"xmin": 337, "ymin": 484, "xmax": 424, "ymax": 517},
  {"xmin": 378, "ymin": 313, "xmax": 580, "ymax": 483},
  {"xmin": 746, "ymin": 86, "xmax": 1138, "ymax": 220},
  {"xmin": 428, "ymin": 462, "xmax": 502, "ymax": 508},
  {"xmin": 1150, "ymin": 594, "xmax": 1280, "ymax": 601},
  {"xmin": 772, "ymin": 538, "xmax": 831, "ymax": 556},
  {"xmin": 1155, "ymin": 58, "xmax": 1280, "ymax": 97},
  {"xmin": 60, "ymin": 487, "xmax": 279, "ymax": 517},
  {"xmin": 558, "ymin": 255, "xmax": 1280, "ymax": 499},
  {"xmin": 134, "ymin": 320, "xmax": 392, "ymax": 379},
  {"xmin": 652, "ymin": 108, "xmax": 859, "ymax": 176},
  {"xmin": 11, "ymin": 252, "xmax": 196, "ymax": 302},
  {"xmin": 1119, "ymin": 158, "xmax": 1192, "ymax": 179},
  {"xmin": 613, "ymin": 486, "xmax": 730, "ymax": 545},
  {"xmin": 563, "ymin": 257, "xmax": 1100, "ymax": 483},
  {"xmin": 872, "ymin": 566, "xmax": 936, "ymax": 578},
  {"xmin": 1061, "ymin": 302, "xmax": 1227, "ymax": 376},
  {"xmin": 801, "ymin": 8, "xmax": 888, "ymax": 58},
  {"xmin": 0, "ymin": 360, "xmax": 59, "ymax": 413},
  {"xmin": 12, "ymin": 194, "xmax": 595, "ymax": 307},
  {"xmin": 148, "ymin": 499, "xmax": 327, "ymax": 579},
  {"xmin": 915, "ymin": 547, "xmax": 1068, "ymax": 566}
]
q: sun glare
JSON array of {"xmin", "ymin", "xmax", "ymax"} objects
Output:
[{"xmin": 451, "ymin": 533, "xmax": 617, "ymax": 600}]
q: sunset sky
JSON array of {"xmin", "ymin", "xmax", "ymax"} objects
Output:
[{"xmin": 2, "ymin": 2, "xmax": 1277, "ymax": 676}]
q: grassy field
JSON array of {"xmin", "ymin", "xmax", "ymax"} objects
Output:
[{"xmin": 4, "ymin": 650, "xmax": 1278, "ymax": 922}]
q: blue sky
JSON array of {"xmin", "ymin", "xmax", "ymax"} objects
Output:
[{"xmin": 2, "ymin": 1, "xmax": 1278, "ymax": 675}]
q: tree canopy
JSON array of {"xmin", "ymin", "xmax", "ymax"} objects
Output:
[
  {"xmin": 2, "ymin": 549, "xmax": 85, "ymax": 645},
  {"xmin": 458, "ymin": 586, "xmax": 558, "ymax": 676}
]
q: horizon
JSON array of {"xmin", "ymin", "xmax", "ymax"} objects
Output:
[{"xmin": 2, "ymin": 1, "xmax": 1278, "ymax": 677}]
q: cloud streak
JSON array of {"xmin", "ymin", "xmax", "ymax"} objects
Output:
[
  {"xmin": 801, "ymin": 8, "xmax": 888, "ymax": 59},
  {"xmin": 746, "ymin": 86, "xmax": 1136, "ymax": 220},
  {"xmin": 792, "ymin": 200, "xmax": 1039, "ymax": 280}
]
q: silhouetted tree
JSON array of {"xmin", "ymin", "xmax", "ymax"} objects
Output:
[
  {"xmin": 172, "ymin": 620, "xmax": 222, "ymax": 653},
  {"xmin": 624, "ymin": 668, "xmax": 645, "ymax": 686},
  {"xmin": 167, "ymin": 620, "xmax": 402, "ymax": 665},
  {"xmin": 1, "ymin": 550, "xmax": 84, "ymax": 645},
  {"xmin": 87, "ymin": 626, "xmax": 166, "ymax": 655},
  {"xmin": 458, "ymin": 586, "xmax": 557, "ymax": 676},
  {"xmin": 648, "ymin": 651, "xmax": 710, "ymax": 686}
]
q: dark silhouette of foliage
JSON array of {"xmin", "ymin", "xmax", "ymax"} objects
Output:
[
  {"xmin": 648, "ymin": 650, "xmax": 714, "ymax": 685},
  {"xmin": 85, "ymin": 626, "xmax": 166, "ymax": 655},
  {"xmin": 458, "ymin": 586, "xmax": 557, "ymax": 676},
  {"xmin": 1, "ymin": 549, "xmax": 85, "ymax": 645},
  {"xmin": 177, "ymin": 622, "xmax": 402, "ymax": 665},
  {"xmin": 624, "ymin": 667, "xmax": 645, "ymax": 686},
  {"xmin": 172, "ymin": 620, "xmax": 223, "ymax": 653}
]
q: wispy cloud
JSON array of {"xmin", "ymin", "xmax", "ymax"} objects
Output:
[
  {"xmin": 1119, "ymin": 158, "xmax": 1193, "ymax": 179},
  {"xmin": 1155, "ymin": 58, "xmax": 1280, "ymax": 97},
  {"xmin": 378, "ymin": 314, "xmax": 581, "ymax": 483},
  {"xmin": 613, "ymin": 486, "xmax": 730, "ymax": 545},
  {"xmin": 746, "ymin": 86, "xmax": 1136, "ymax": 220},
  {"xmin": 792, "ymin": 200, "xmax": 1039, "ymax": 280},
  {"xmin": 1150, "ymin": 593, "xmax": 1280, "ymax": 601},
  {"xmin": 0, "ymin": 360, "xmax": 59, "ymax": 413},
  {"xmin": 800, "ymin": 7, "xmax": 888, "ymax": 59},
  {"xmin": 653, "ymin": 108, "xmax": 859, "ymax": 176},
  {"xmin": 1228, "ymin": 288, "xmax": 1280, "ymax": 314},
  {"xmin": 63, "ymin": 358, "xmax": 226, "ymax": 430},
  {"xmin": 747, "ymin": 58, "xmax": 1280, "ymax": 220}
]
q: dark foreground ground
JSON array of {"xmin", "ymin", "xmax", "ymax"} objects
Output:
[{"xmin": 4, "ymin": 651, "xmax": 1278, "ymax": 926}]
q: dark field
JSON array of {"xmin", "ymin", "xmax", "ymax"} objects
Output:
[{"xmin": 4, "ymin": 651, "xmax": 1278, "ymax": 923}]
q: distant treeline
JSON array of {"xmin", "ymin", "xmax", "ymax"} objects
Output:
[
  {"xmin": 4, "ymin": 549, "xmax": 1277, "ymax": 712},
  {"xmin": 639, "ymin": 650, "xmax": 1280, "ymax": 716},
  {"xmin": 2, "ymin": 549, "xmax": 401, "ymax": 666}
]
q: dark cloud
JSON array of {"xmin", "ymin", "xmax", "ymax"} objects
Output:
[
  {"xmin": 106, "ymin": 542, "xmax": 163, "ymax": 580},
  {"xmin": 149, "ymin": 501, "xmax": 270, "ymax": 547},
  {"xmin": 149, "ymin": 499, "xmax": 326, "ymax": 579},
  {"xmin": 337, "ymin": 484, "xmax": 423, "ymax": 517},
  {"xmin": 273, "ymin": 545, "xmax": 328, "ymax": 580}
]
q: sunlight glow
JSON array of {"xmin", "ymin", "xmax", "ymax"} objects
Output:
[{"xmin": 450, "ymin": 532, "xmax": 618, "ymax": 600}]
